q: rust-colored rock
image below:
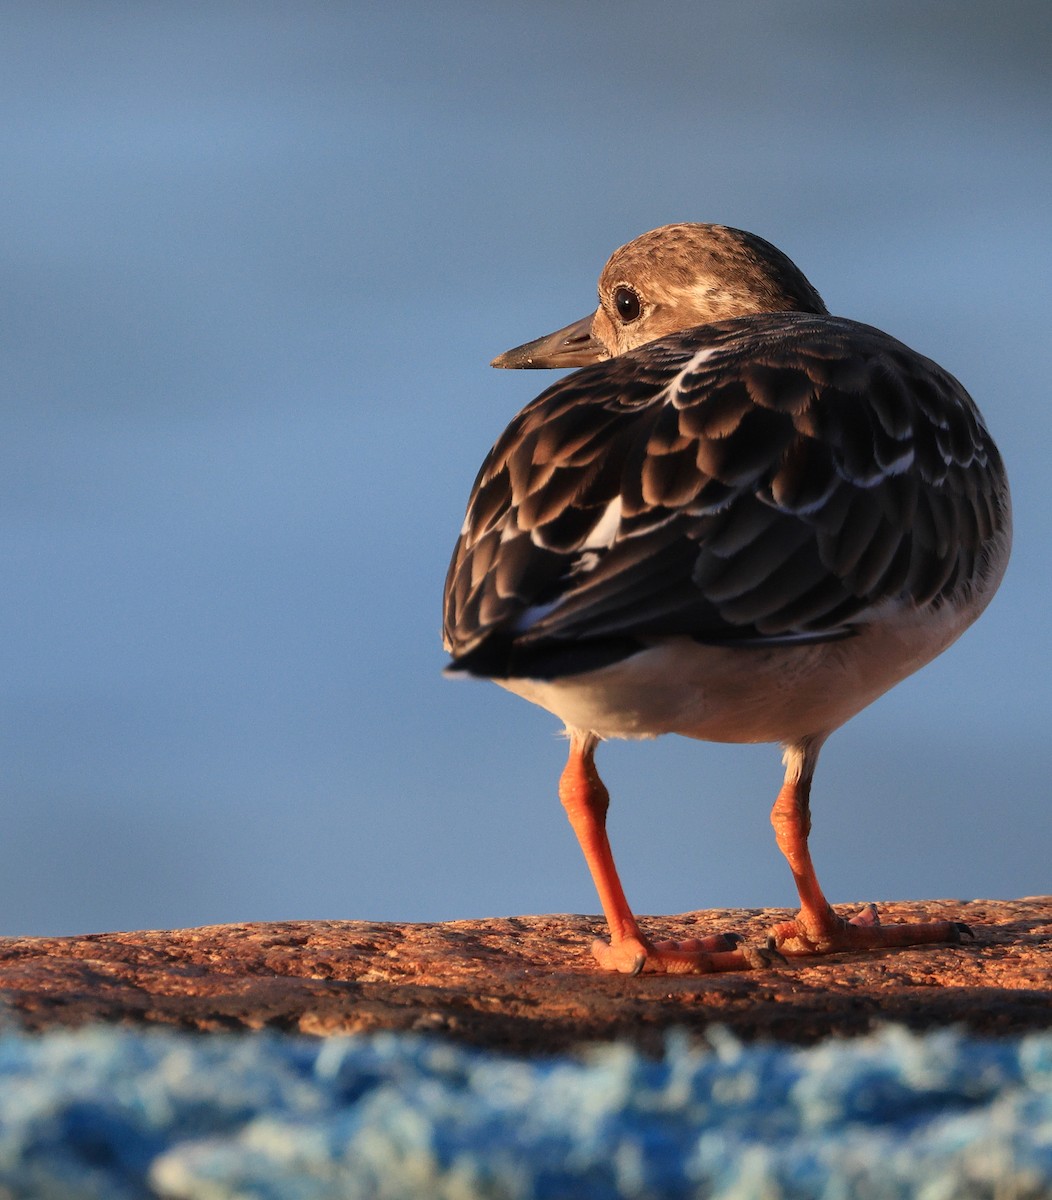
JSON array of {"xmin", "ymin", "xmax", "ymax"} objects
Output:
[{"xmin": 0, "ymin": 899, "xmax": 1048, "ymax": 1054}]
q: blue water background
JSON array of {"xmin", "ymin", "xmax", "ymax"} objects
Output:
[{"xmin": 0, "ymin": 4, "xmax": 1049, "ymax": 936}]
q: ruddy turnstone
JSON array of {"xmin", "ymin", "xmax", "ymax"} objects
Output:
[{"xmin": 443, "ymin": 223, "xmax": 1011, "ymax": 975}]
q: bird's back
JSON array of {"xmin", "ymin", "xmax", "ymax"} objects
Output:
[{"xmin": 444, "ymin": 312, "xmax": 1010, "ymax": 689}]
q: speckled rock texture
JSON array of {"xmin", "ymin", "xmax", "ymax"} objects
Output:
[{"xmin": 0, "ymin": 898, "xmax": 1048, "ymax": 1053}]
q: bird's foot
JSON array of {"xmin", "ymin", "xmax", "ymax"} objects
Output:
[
  {"xmin": 591, "ymin": 931, "xmax": 784, "ymax": 975},
  {"xmin": 768, "ymin": 902, "xmax": 973, "ymax": 957}
]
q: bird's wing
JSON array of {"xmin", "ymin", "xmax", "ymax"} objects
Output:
[{"xmin": 443, "ymin": 313, "xmax": 1006, "ymax": 677}]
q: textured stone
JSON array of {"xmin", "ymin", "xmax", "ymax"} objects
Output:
[{"xmin": 0, "ymin": 898, "xmax": 1048, "ymax": 1054}]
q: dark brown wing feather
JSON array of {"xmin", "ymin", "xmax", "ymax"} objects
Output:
[{"xmin": 443, "ymin": 313, "xmax": 1007, "ymax": 678}]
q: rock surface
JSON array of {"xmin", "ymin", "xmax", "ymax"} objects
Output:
[{"xmin": 0, "ymin": 898, "xmax": 1048, "ymax": 1054}]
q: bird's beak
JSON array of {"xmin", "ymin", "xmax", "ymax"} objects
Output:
[{"xmin": 491, "ymin": 313, "xmax": 607, "ymax": 369}]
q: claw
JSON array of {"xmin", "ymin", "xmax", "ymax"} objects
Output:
[
  {"xmin": 955, "ymin": 921, "xmax": 975, "ymax": 940},
  {"xmin": 629, "ymin": 953, "xmax": 646, "ymax": 977},
  {"xmin": 743, "ymin": 942, "xmax": 786, "ymax": 970}
]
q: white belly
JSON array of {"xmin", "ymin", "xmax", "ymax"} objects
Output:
[{"xmin": 498, "ymin": 598, "xmax": 981, "ymax": 744}]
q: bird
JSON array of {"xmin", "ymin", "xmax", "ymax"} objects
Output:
[{"xmin": 442, "ymin": 223, "xmax": 1011, "ymax": 975}]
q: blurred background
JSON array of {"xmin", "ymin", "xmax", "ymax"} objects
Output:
[{"xmin": 0, "ymin": 3, "xmax": 1048, "ymax": 936}]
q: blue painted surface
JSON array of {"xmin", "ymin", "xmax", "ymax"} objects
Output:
[{"xmin": 0, "ymin": 1025, "xmax": 1048, "ymax": 1198}]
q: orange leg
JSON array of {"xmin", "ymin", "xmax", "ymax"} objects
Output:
[
  {"xmin": 558, "ymin": 731, "xmax": 765, "ymax": 975},
  {"xmin": 769, "ymin": 739, "xmax": 971, "ymax": 955}
]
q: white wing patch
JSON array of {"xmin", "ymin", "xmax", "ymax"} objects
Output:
[
  {"xmin": 668, "ymin": 346, "xmax": 720, "ymax": 408},
  {"xmin": 581, "ymin": 496, "xmax": 623, "ymax": 550}
]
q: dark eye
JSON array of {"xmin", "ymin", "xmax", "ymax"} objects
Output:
[{"xmin": 614, "ymin": 286, "xmax": 641, "ymax": 322}]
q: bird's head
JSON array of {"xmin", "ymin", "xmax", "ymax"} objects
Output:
[{"xmin": 491, "ymin": 222, "xmax": 828, "ymax": 369}]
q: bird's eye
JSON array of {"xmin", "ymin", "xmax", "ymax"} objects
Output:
[{"xmin": 614, "ymin": 286, "xmax": 641, "ymax": 322}]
